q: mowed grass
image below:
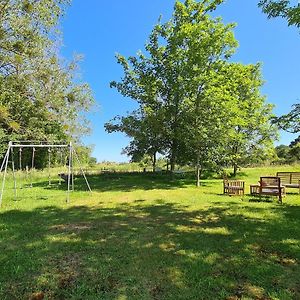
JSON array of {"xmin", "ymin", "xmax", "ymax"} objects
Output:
[{"xmin": 0, "ymin": 165, "xmax": 300, "ymax": 300}]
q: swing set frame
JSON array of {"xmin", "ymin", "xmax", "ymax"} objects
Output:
[{"xmin": 0, "ymin": 141, "xmax": 92, "ymax": 207}]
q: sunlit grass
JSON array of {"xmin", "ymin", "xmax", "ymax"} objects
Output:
[{"xmin": 0, "ymin": 165, "xmax": 299, "ymax": 299}]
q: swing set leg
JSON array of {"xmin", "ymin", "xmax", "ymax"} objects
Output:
[
  {"xmin": 11, "ymin": 147, "xmax": 17, "ymax": 201},
  {"xmin": 73, "ymin": 149, "xmax": 92, "ymax": 193},
  {"xmin": 0, "ymin": 144, "xmax": 11, "ymax": 207},
  {"xmin": 66, "ymin": 142, "xmax": 72, "ymax": 203}
]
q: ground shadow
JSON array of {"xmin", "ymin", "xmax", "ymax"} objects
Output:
[
  {"xmin": 28, "ymin": 172, "xmax": 198, "ymax": 192},
  {"xmin": 0, "ymin": 200, "xmax": 299, "ymax": 299}
]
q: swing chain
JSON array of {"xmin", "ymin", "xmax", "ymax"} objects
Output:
[
  {"xmin": 58, "ymin": 149, "xmax": 64, "ymax": 185},
  {"xmin": 48, "ymin": 147, "xmax": 51, "ymax": 186},
  {"xmin": 30, "ymin": 147, "xmax": 36, "ymax": 188},
  {"xmin": 19, "ymin": 147, "xmax": 22, "ymax": 171}
]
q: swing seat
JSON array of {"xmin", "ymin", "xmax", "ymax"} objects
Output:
[{"xmin": 58, "ymin": 173, "xmax": 68, "ymax": 182}]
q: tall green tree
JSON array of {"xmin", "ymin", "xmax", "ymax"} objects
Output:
[
  {"xmin": 108, "ymin": 0, "xmax": 236, "ymax": 173},
  {"xmin": 166, "ymin": 0, "xmax": 239, "ymax": 185},
  {"xmin": 0, "ymin": 0, "xmax": 94, "ymax": 158},
  {"xmin": 108, "ymin": 0, "xmax": 275, "ymax": 185},
  {"xmin": 154, "ymin": 0, "xmax": 239, "ymax": 182},
  {"xmin": 220, "ymin": 63, "xmax": 276, "ymax": 176}
]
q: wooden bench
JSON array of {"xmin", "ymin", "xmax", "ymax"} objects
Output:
[
  {"xmin": 276, "ymin": 172, "xmax": 300, "ymax": 193},
  {"xmin": 250, "ymin": 176, "xmax": 286, "ymax": 203},
  {"xmin": 223, "ymin": 179, "xmax": 245, "ymax": 196}
]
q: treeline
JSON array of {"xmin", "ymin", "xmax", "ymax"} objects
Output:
[
  {"xmin": 275, "ymin": 137, "xmax": 300, "ymax": 164},
  {"xmin": 0, "ymin": 0, "xmax": 94, "ymax": 167},
  {"xmin": 105, "ymin": 0, "xmax": 277, "ymax": 186}
]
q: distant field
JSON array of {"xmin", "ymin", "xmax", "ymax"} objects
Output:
[{"xmin": 0, "ymin": 165, "xmax": 299, "ymax": 299}]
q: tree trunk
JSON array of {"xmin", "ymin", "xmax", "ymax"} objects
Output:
[
  {"xmin": 233, "ymin": 163, "xmax": 238, "ymax": 177},
  {"xmin": 152, "ymin": 151, "xmax": 157, "ymax": 172},
  {"xmin": 170, "ymin": 140, "xmax": 177, "ymax": 172},
  {"xmin": 232, "ymin": 142, "xmax": 239, "ymax": 177},
  {"xmin": 170, "ymin": 158, "xmax": 175, "ymax": 172},
  {"xmin": 196, "ymin": 155, "xmax": 201, "ymax": 187}
]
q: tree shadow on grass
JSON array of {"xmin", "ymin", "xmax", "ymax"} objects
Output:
[
  {"xmin": 0, "ymin": 200, "xmax": 300, "ymax": 299},
  {"xmin": 28, "ymin": 172, "xmax": 196, "ymax": 193},
  {"xmin": 248, "ymin": 197, "xmax": 276, "ymax": 203}
]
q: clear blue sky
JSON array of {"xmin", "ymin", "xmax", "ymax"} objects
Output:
[{"xmin": 61, "ymin": 0, "xmax": 300, "ymax": 162}]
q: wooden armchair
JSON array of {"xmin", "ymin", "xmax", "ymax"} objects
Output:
[
  {"xmin": 223, "ymin": 178, "xmax": 245, "ymax": 196},
  {"xmin": 250, "ymin": 176, "xmax": 285, "ymax": 203}
]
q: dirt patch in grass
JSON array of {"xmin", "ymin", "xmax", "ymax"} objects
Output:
[
  {"xmin": 35, "ymin": 254, "xmax": 83, "ymax": 299},
  {"xmin": 29, "ymin": 291, "xmax": 45, "ymax": 300},
  {"xmin": 149, "ymin": 284, "xmax": 164, "ymax": 300},
  {"xmin": 57, "ymin": 254, "xmax": 81, "ymax": 284},
  {"xmin": 251, "ymin": 244, "xmax": 298, "ymax": 266},
  {"xmin": 228, "ymin": 283, "xmax": 271, "ymax": 300},
  {"xmin": 50, "ymin": 222, "xmax": 93, "ymax": 232},
  {"xmin": 95, "ymin": 274, "xmax": 119, "ymax": 294}
]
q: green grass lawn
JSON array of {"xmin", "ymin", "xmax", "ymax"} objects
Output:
[{"xmin": 0, "ymin": 165, "xmax": 299, "ymax": 300}]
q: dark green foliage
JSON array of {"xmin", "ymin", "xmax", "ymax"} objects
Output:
[
  {"xmin": 275, "ymin": 104, "xmax": 300, "ymax": 134},
  {"xmin": 75, "ymin": 145, "xmax": 97, "ymax": 166},
  {"xmin": 275, "ymin": 136, "xmax": 300, "ymax": 163},
  {"xmin": 259, "ymin": 0, "xmax": 300, "ymax": 27}
]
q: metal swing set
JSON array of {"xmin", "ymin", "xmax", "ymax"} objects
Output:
[{"xmin": 0, "ymin": 141, "xmax": 92, "ymax": 207}]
